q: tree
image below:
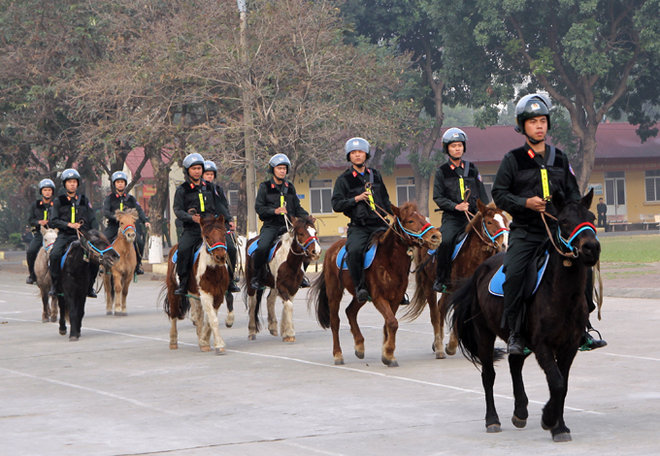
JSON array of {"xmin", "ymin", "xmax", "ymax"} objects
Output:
[{"xmin": 471, "ymin": 0, "xmax": 660, "ymax": 190}]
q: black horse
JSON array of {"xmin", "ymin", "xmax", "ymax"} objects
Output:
[
  {"xmin": 448, "ymin": 189, "xmax": 600, "ymax": 442},
  {"xmin": 57, "ymin": 229, "xmax": 118, "ymax": 341}
]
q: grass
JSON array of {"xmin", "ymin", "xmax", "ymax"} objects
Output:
[{"xmin": 598, "ymin": 234, "xmax": 660, "ymax": 263}]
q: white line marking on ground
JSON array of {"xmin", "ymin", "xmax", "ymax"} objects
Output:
[{"xmin": 603, "ymin": 352, "xmax": 660, "ymax": 362}]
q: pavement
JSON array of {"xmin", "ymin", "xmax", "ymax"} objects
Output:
[{"xmin": 1, "ymin": 257, "xmax": 660, "ymax": 455}]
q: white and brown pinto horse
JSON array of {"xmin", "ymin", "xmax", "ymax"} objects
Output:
[
  {"xmin": 245, "ymin": 216, "xmax": 321, "ymax": 342},
  {"xmin": 104, "ymin": 209, "xmax": 138, "ymax": 316},
  {"xmin": 34, "ymin": 227, "xmax": 59, "ymax": 323},
  {"xmin": 163, "ymin": 215, "xmax": 230, "ymax": 355}
]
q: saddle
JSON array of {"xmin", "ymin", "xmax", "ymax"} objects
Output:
[
  {"xmin": 489, "ymin": 242, "xmax": 551, "ymax": 299},
  {"xmin": 336, "ymin": 243, "xmax": 378, "ymax": 270},
  {"xmin": 427, "ymin": 231, "xmax": 468, "ymax": 261},
  {"xmin": 247, "ymin": 236, "xmax": 282, "ymax": 263},
  {"xmin": 171, "ymin": 241, "xmax": 204, "ymax": 266}
]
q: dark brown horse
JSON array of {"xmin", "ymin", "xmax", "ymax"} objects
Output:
[
  {"xmin": 310, "ymin": 202, "xmax": 441, "ymax": 367},
  {"xmin": 403, "ymin": 199, "xmax": 509, "ymax": 358},
  {"xmin": 448, "ymin": 190, "xmax": 600, "ymax": 442},
  {"xmin": 163, "ymin": 215, "xmax": 230, "ymax": 355},
  {"xmin": 244, "ymin": 216, "xmax": 321, "ymax": 342}
]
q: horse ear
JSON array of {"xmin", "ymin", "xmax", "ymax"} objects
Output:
[
  {"xmin": 390, "ymin": 204, "xmax": 400, "ymax": 218},
  {"xmin": 218, "ymin": 215, "xmax": 225, "ymax": 226},
  {"xmin": 552, "ymin": 190, "xmax": 565, "ymax": 212},
  {"xmin": 477, "ymin": 198, "xmax": 486, "ymax": 213},
  {"xmin": 581, "ymin": 188, "xmax": 594, "ymax": 210}
]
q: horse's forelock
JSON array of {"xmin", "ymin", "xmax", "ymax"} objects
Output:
[{"xmin": 398, "ymin": 201, "xmax": 419, "ymax": 221}]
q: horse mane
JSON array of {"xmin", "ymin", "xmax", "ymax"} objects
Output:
[
  {"xmin": 370, "ymin": 201, "xmax": 418, "ymax": 247},
  {"xmin": 115, "ymin": 208, "xmax": 139, "ymax": 221}
]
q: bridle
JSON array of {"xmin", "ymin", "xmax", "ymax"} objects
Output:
[
  {"xmin": 541, "ymin": 212, "xmax": 598, "ymax": 260},
  {"xmin": 394, "ymin": 218, "xmax": 436, "ymax": 247},
  {"xmin": 77, "ymin": 229, "xmax": 119, "ymax": 263}
]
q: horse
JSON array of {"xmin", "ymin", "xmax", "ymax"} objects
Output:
[
  {"xmin": 34, "ymin": 227, "xmax": 59, "ymax": 323},
  {"xmin": 310, "ymin": 202, "xmax": 441, "ymax": 367},
  {"xmin": 57, "ymin": 229, "xmax": 119, "ymax": 341},
  {"xmin": 403, "ymin": 199, "xmax": 509, "ymax": 359},
  {"xmin": 244, "ymin": 216, "xmax": 321, "ymax": 342},
  {"xmin": 448, "ymin": 189, "xmax": 600, "ymax": 442},
  {"xmin": 103, "ymin": 209, "xmax": 138, "ymax": 316},
  {"xmin": 163, "ymin": 215, "xmax": 230, "ymax": 355}
]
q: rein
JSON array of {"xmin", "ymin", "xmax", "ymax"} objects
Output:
[
  {"xmin": 540, "ymin": 212, "xmax": 598, "ymax": 260},
  {"xmin": 76, "ymin": 229, "xmax": 119, "ymax": 262}
]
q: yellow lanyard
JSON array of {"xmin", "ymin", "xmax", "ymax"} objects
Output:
[
  {"xmin": 366, "ymin": 187, "xmax": 376, "ymax": 211},
  {"xmin": 198, "ymin": 193, "xmax": 205, "ymax": 213},
  {"xmin": 70, "ymin": 206, "xmax": 76, "ymax": 224},
  {"xmin": 459, "ymin": 177, "xmax": 465, "ymax": 201},
  {"xmin": 43, "ymin": 210, "xmax": 48, "ymax": 221},
  {"xmin": 280, "ymin": 195, "xmax": 285, "ymax": 208},
  {"xmin": 540, "ymin": 168, "xmax": 550, "ymax": 200},
  {"xmin": 120, "ymin": 201, "xmax": 124, "ymax": 211}
]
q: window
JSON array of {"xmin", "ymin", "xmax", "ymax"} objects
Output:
[
  {"xmin": 396, "ymin": 177, "xmax": 416, "ymax": 204},
  {"xmin": 227, "ymin": 182, "xmax": 240, "ymax": 216},
  {"xmin": 605, "ymin": 171, "xmax": 626, "ymax": 206},
  {"xmin": 481, "ymin": 174, "xmax": 495, "ymax": 201},
  {"xmin": 645, "ymin": 170, "xmax": 660, "ymax": 202},
  {"xmin": 310, "ymin": 179, "xmax": 333, "ymax": 214}
]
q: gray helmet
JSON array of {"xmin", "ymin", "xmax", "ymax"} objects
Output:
[
  {"xmin": 268, "ymin": 154, "xmax": 291, "ymax": 173},
  {"xmin": 39, "ymin": 179, "xmax": 56, "ymax": 193},
  {"xmin": 183, "ymin": 153, "xmax": 205, "ymax": 172},
  {"xmin": 515, "ymin": 93, "xmax": 552, "ymax": 134},
  {"xmin": 111, "ymin": 171, "xmax": 128, "ymax": 185},
  {"xmin": 344, "ymin": 137, "xmax": 371, "ymax": 161},
  {"xmin": 61, "ymin": 169, "xmax": 81, "ymax": 185},
  {"xmin": 204, "ymin": 160, "xmax": 218, "ymax": 177},
  {"xmin": 442, "ymin": 128, "xmax": 468, "ymax": 155}
]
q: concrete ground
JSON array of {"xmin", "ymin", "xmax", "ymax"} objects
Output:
[{"xmin": 1, "ymin": 267, "xmax": 659, "ymax": 456}]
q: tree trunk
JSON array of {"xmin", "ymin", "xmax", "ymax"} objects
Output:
[
  {"xmin": 574, "ymin": 127, "xmax": 598, "ymax": 194},
  {"xmin": 236, "ymin": 173, "xmax": 248, "ymax": 237},
  {"xmin": 145, "ymin": 144, "xmax": 169, "ymax": 263}
]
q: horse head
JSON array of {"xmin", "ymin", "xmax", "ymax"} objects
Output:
[
  {"xmin": 40, "ymin": 226, "xmax": 58, "ymax": 255},
  {"xmin": 115, "ymin": 209, "xmax": 139, "ymax": 243},
  {"xmin": 82, "ymin": 229, "xmax": 120, "ymax": 269},
  {"xmin": 552, "ymin": 188, "xmax": 601, "ymax": 267},
  {"xmin": 391, "ymin": 202, "xmax": 441, "ymax": 250},
  {"xmin": 200, "ymin": 215, "xmax": 228, "ymax": 265},
  {"xmin": 475, "ymin": 199, "xmax": 510, "ymax": 252},
  {"xmin": 292, "ymin": 216, "xmax": 321, "ymax": 261}
]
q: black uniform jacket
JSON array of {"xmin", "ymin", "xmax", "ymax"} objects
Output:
[
  {"xmin": 331, "ymin": 167, "xmax": 392, "ymax": 227},
  {"xmin": 255, "ymin": 178, "xmax": 308, "ymax": 227},
  {"xmin": 28, "ymin": 199, "xmax": 54, "ymax": 232},
  {"xmin": 173, "ymin": 180, "xmax": 228, "ymax": 230},
  {"xmin": 103, "ymin": 193, "xmax": 148, "ymax": 229},
  {"xmin": 50, "ymin": 193, "xmax": 98, "ymax": 236},
  {"xmin": 433, "ymin": 160, "xmax": 489, "ymax": 219}
]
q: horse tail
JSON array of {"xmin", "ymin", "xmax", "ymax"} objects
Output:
[
  {"xmin": 448, "ymin": 276, "xmax": 483, "ymax": 367},
  {"xmin": 309, "ymin": 269, "xmax": 330, "ymax": 329},
  {"xmin": 253, "ymin": 288, "xmax": 264, "ymax": 333},
  {"xmin": 400, "ymin": 258, "xmax": 429, "ymax": 322}
]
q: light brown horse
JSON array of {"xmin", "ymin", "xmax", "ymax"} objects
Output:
[
  {"xmin": 104, "ymin": 209, "xmax": 138, "ymax": 316},
  {"xmin": 403, "ymin": 199, "xmax": 509, "ymax": 358},
  {"xmin": 310, "ymin": 202, "xmax": 441, "ymax": 367},
  {"xmin": 34, "ymin": 227, "xmax": 59, "ymax": 323},
  {"xmin": 244, "ymin": 216, "xmax": 321, "ymax": 342},
  {"xmin": 163, "ymin": 215, "xmax": 229, "ymax": 355}
]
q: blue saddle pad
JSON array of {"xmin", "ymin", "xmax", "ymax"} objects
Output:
[
  {"xmin": 489, "ymin": 252, "xmax": 550, "ymax": 297},
  {"xmin": 60, "ymin": 242, "xmax": 75, "ymax": 269},
  {"xmin": 171, "ymin": 245, "xmax": 203, "ymax": 265},
  {"xmin": 426, "ymin": 233, "xmax": 467, "ymax": 260},
  {"xmin": 247, "ymin": 238, "xmax": 280, "ymax": 263},
  {"xmin": 336, "ymin": 244, "xmax": 377, "ymax": 270}
]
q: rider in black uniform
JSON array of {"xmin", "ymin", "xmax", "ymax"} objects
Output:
[
  {"xmin": 492, "ymin": 93, "xmax": 607, "ymax": 355},
  {"xmin": 26, "ymin": 179, "xmax": 56, "ymax": 284},
  {"xmin": 102, "ymin": 171, "xmax": 151, "ymax": 275},
  {"xmin": 331, "ymin": 138, "xmax": 393, "ymax": 304},
  {"xmin": 203, "ymin": 160, "xmax": 240, "ymax": 293},
  {"xmin": 48, "ymin": 169, "xmax": 99, "ymax": 298},
  {"xmin": 432, "ymin": 128, "xmax": 490, "ymax": 293},
  {"xmin": 251, "ymin": 154, "xmax": 309, "ymax": 290}
]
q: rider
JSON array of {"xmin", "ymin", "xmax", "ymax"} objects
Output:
[
  {"xmin": 102, "ymin": 171, "xmax": 151, "ymax": 275},
  {"xmin": 172, "ymin": 153, "xmax": 224, "ymax": 296},
  {"xmin": 432, "ymin": 128, "xmax": 490, "ymax": 293},
  {"xmin": 202, "ymin": 160, "xmax": 240, "ymax": 293},
  {"xmin": 48, "ymin": 169, "xmax": 100, "ymax": 298},
  {"xmin": 251, "ymin": 153, "xmax": 309, "ymax": 290},
  {"xmin": 26, "ymin": 178, "xmax": 56, "ymax": 284},
  {"xmin": 491, "ymin": 93, "xmax": 607, "ymax": 355},
  {"xmin": 331, "ymin": 137, "xmax": 393, "ymax": 304}
]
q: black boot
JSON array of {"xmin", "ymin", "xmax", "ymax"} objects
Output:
[
  {"xmin": 506, "ymin": 313, "xmax": 525, "ymax": 355},
  {"xmin": 300, "ymin": 276, "xmax": 311, "ymax": 288},
  {"xmin": 49, "ymin": 281, "xmax": 58, "ymax": 297},
  {"xmin": 174, "ymin": 276, "xmax": 188, "ymax": 296},
  {"xmin": 399, "ymin": 293, "xmax": 410, "ymax": 305},
  {"xmin": 87, "ymin": 283, "xmax": 98, "ymax": 298},
  {"xmin": 135, "ymin": 263, "xmax": 145, "ymax": 275},
  {"xmin": 355, "ymin": 287, "xmax": 370, "ymax": 304},
  {"xmin": 26, "ymin": 275, "xmax": 36, "ymax": 285},
  {"xmin": 228, "ymin": 281, "xmax": 241, "ymax": 293},
  {"xmin": 250, "ymin": 268, "xmax": 264, "ymax": 290},
  {"xmin": 580, "ymin": 329, "xmax": 607, "ymax": 351},
  {"xmin": 433, "ymin": 243, "xmax": 452, "ymax": 293}
]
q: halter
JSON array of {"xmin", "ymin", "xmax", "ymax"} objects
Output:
[
  {"xmin": 42, "ymin": 239, "xmax": 55, "ymax": 253},
  {"xmin": 121, "ymin": 224, "xmax": 136, "ymax": 235},
  {"xmin": 558, "ymin": 222, "xmax": 598, "ymax": 256},
  {"xmin": 483, "ymin": 222, "xmax": 510, "ymax": 246},
  {"xmin": 206, "ymin": 240, "xmax": 227, "ymax": 253},
  {"xmin": 78, "ymin": 230, "xmax": 119, "ymax": 262},
  {"xmin": 395, "ymin": 219, "xmax": 436, "ymax": 246}
]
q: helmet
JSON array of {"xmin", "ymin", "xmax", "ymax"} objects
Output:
[
  {"xmin": 182, "ymin": 153, "xmax": 205, "ymax": 172},
  {"xmin": 268, "ymin": 154, "xmax": 291, "ymax": 173},
  {"xmin": 111, "ymin": 171, "xmax": 129, "ymax": 185},
  {"xmin": 442, "ymin": 128, "xmax": 468, "ymax": 155},
  {"xmin": 39, "ymin": 179, "xmax": 56, "ymax": 193},
  {"xmin": 515, "ymin": 93, "xmax": 552, "ymax": 134},
  {"xmin": 61, "ymin": 169, "xmax": 81, "ymax": 185},
  {"xmin": 204, "ymin": 160, "xmax": 218, "ymax": 177},
  {"xmin": 344, "ymin": 137, "xmax": 371, "ymax": 161}
]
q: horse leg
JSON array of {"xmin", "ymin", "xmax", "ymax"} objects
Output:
[
  {"xmin": 538, "ymin": 345, "xmax": 576, "ymax": 442},
  {"xmin": 200, "ymin": 291, "xmax": 225, "ymax": 355},
  {"xmin": 429, "ymin": 292, "xmax": 445, "ymax": 358},
  {"xmin": 509, "ymin": 353, "xmax": 530, "ymax": 428},
  {"xmin": 266, "ymin": 289, "xmax": 278, "ymax": 336},
  {"xmin": 49, "ymin": 294, "xmax": 58, "ymax": 323},
  {"xmin": 58, "ymin": 296, "xmax": 67, "ymax": 336},
  {"xmin": 104, "ymin": 274, "xmax": 113, "ymax": 315},
  {"xmin": 247, "ymin": 293, "xmax": 258, "ymax": 340},
  {"xmin": 169, "ymin": 318, "xmax": 178, "ymax": 349},
  {"xmin": 224, "ymin": 291, "xmax": 235, "ymax": 328},
  {"xmin": 440, "ymin": 294, "xmax": 459, "ymax": 356},
  {"xmin": 372, "ymin": 297, "xmax": 399, "ymax": 367},
  {"xmin": 480, "ymin": 334, "xmax": 501, "ymax": 432},
  {"xmin": 119, "ymin": 274, "xmax": 130, "ymax": 316},
  {"xmin": 68, "ymin": 296, "xmax": 83, "ymax": 341},
  {"xmin": 113, "ymin": 271, "xmax": 124, "ymax": 315},
  {"xmin": 41, "ymin": 292, "xmax": 50, "ymax": 323},
  {"xmin": 280, "ymin": 297, "xmax": 295, "ymax": 343},
  {"xmin": 345, "ymin": 297, "xmax": 366, "ymax": 359}
]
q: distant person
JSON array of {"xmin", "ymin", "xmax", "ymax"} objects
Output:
[{"xmin": 596, "ymin": 197, "xmax": 607, "ymax": 228}]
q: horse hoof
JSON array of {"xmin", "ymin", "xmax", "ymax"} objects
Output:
[
  {"xmin": 215, "ymin": 347, "xmax": 226, "ymax": 355},
  {"xmin": 486, "ymin": 424, "xmax": 502, "ymax": 433},
  {"xmin": 512, "ymin": 415, "xmax": 527, "ymax": 428},
  {"xmin": 69, "ymin": 336, "xmax": 79, "ymax": 342},
  {"xmin": 169, "ymin": 344, "xmax": 178, "ymax": 350},
  {"xmin": 445, "ymin": 345, "xmax": 457, "ymax": 356},
  {"xmin": 355, "ymin": 350, "xmax": 365, "ymax": 360},
  {"xmin": 225, "ymin": 314, "xmax": 234, "ymax": 328},
  {"xmin": 381, "ymin": 356, "xmax": 399, "ymax": 367},
  {"xmin": 59, "ymin": 328, "xmax": 67, "ymax": 336},
  {"xmin": 50, "ymin": 316, "xmax": 57, "ymax": 323},
  {"xmin": 541, "ymin": 419, "xmax": 558, "ymax": 431},
  {"xmin": 553, "ymin": 432, "xmax": 572, "ymax": 443},
  {"xmin": 42, "ymin": 318, "xmax": 49, "ymax": 323},
  {"xmin": 247, "ymin": 334, "xmax": 256, "ymax": 341},
  {"xmin": 200, "ymin": 345, "xmax": 212, "ymax": 352},
  {"xmin": 282, "ymin": 336, "xmax": 296, "ymax": 343},
  {"xmin": 106, "ymin": 311, "xmax": 112, "ymax": 315},
  {"xmin": 334, "ymin": 357, "xmax": 345, "ymax": 365},
  {"xmin": 270, "ymin": 329, "xmax": 278, "ymax": 336},
  {"xmin": 435, "ymin": 351, "xmax": 446, "ymax": 359}
]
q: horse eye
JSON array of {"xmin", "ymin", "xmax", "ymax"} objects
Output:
[{"xmin": 560, "ymin": 218, "xmax": 569, "ymax": 226}]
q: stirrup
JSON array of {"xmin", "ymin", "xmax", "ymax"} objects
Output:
[{"xmin": 580, "ymin": 328, "xmax": 607, "ymax": 351}]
